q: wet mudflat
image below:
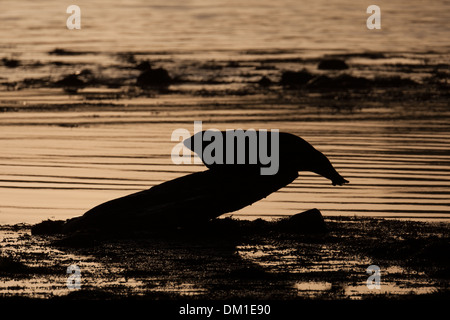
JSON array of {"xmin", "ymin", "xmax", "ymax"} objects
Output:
[{"xmin": 0, "ymin": 216, "xmax": 448, "ymax": 300}]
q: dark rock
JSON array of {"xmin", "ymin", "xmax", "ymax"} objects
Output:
[
  {"xmin": 78, "ymin": 68, "xmax": 93, "ymax": 77},
  {"xmin": 258, "ymin": 76, "xmax": 272, "ymax": 87},
  {"xmin": 55, "ymin": 74, "xmax": 85, "ymax": 88},
  {"xmin": 286, "ymin": 209, "xmax": 327, "ymax": 233},
  {"xmin": 21, "ymin": 77, "xmax": 51, "ymax": 88},
  {"xmin": 307, "ymin": 74, "xmax": 371, "ymax": 90},
  {"xmin": 136, "ymin": 60, "xmax": 152, "ymax": 71},
  {"xmin": 137, "ymin": 67, "xmax": 172, "ymax": 87},
  {"xmin": 306, "ymin": 74, "xmax": 416, "ymax": 90},
  {"xmin": 280, "ymin": 69, "xmax": 314, "ymax": 87},
  {"xmin": 318, "ymin": 59, "xmax": 349, "ymax": 70},
  {"xmin": 334, "ymin": 74, "xmax": 371, "ymax": 89},
  {"xmin": 341, "ymin": 52, "xmax": 385, "ymax": 59},
  {"xmin": 333, "ymin": 52, "xmax": 386, "ymax": 60},
  {"xmin": 2, "ymin": 58, "xmax": 20, "ymax": 68},
  {"xmin": 54, "ymin": 70, "xmax": 96, "ymax": 92},
  {"xmin": 360, "ymin": 52, "xmax": 385, "ymax": 59},
  {"xmin": 306, "ymin": 75, "xmax": 332, "ymax": 89},
  {"xmin": 31, "ymin": 220, "xmax": 64, "ymax": 235},
  {"xmin": 49, "ymin": 48, "xmax": 72, "ymax": 55}
]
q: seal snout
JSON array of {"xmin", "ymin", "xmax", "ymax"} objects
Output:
[{"xmin": 332, "ymin": 176, "xmax": 349, "ymax": 186}]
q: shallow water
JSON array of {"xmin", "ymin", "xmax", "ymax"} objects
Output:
[
  {"xmin": 1, "ymin": 1, "xmax": 449, "ymax": 224},
  {"xmin": 1, "ymin": 104, "xmax": 449, "ymax": 224}
]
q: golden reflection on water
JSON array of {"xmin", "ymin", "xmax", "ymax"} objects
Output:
[
  {"xmin": 1, "ymin": 105, "xmax": 450, "ymax": 224},
  {"xmin": 1, "ymin": 0, "xmax": 449, "ymax": 55}
]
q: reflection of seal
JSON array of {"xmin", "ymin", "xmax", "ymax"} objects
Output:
[{"xmin": 61, "ymin": 132, "xmax": 348, "ymax": 234}]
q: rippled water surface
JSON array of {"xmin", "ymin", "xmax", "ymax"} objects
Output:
[
  {"xmin": 0, "ymin": 0, "xmax": 449, "ymax": 224},
  {"xmin": 1, "ymin": 0, "xmax": 449, "ymax": 55},
  {"xmin": 1, "ymin": 106, "xmax": 449, "ymax": 224}
]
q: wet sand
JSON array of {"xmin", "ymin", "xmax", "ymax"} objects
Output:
[{"xmin": 0, "ymin": 216, "xmax": 448, "ymax": 300}]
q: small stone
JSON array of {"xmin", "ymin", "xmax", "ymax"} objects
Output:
[
  {"xmin": 31, "ymin": 220, "xmax": 64, "ymax": 235},
  {"xmin": 318, "ymin": 59, "xmax": 349, "ymax": 70},
  {"xmin": 2, "ymin": 58, "xmax": 20, "ymax": 68},
  {"xmin": 280, "ymin": 69, "xmax": 314, "ymax": 87},
  {"xmin": 137, "ymin": 67, "xmax": 172, "ymax": 87},
  {"xmin": 258, "ymin": 76, "xmax": 272, "ymax": 87},
  {"xmin": 287, "ymin": 209, "xmax": 327, "ymax": 233},
  {"xmin": 136, "ymin": 60, "xmax": 152, "ymax": 71}
]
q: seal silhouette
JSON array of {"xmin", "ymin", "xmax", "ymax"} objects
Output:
[
  {"xmin": 59, "ymin": 131, "xmax": 348, "ymax": 234},
  {"xmin": 183, "ymin": 131, "xmax": 348, "ymax": 186}
]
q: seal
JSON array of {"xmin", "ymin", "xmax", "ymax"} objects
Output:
[{"xmin": 51, "ymin": 132, "xmax": 348, "ymax": 234}]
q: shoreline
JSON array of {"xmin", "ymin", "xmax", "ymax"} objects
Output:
[{"xmin": 1, "ymin": 215, "xmax": 448, "ymax": 300}]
